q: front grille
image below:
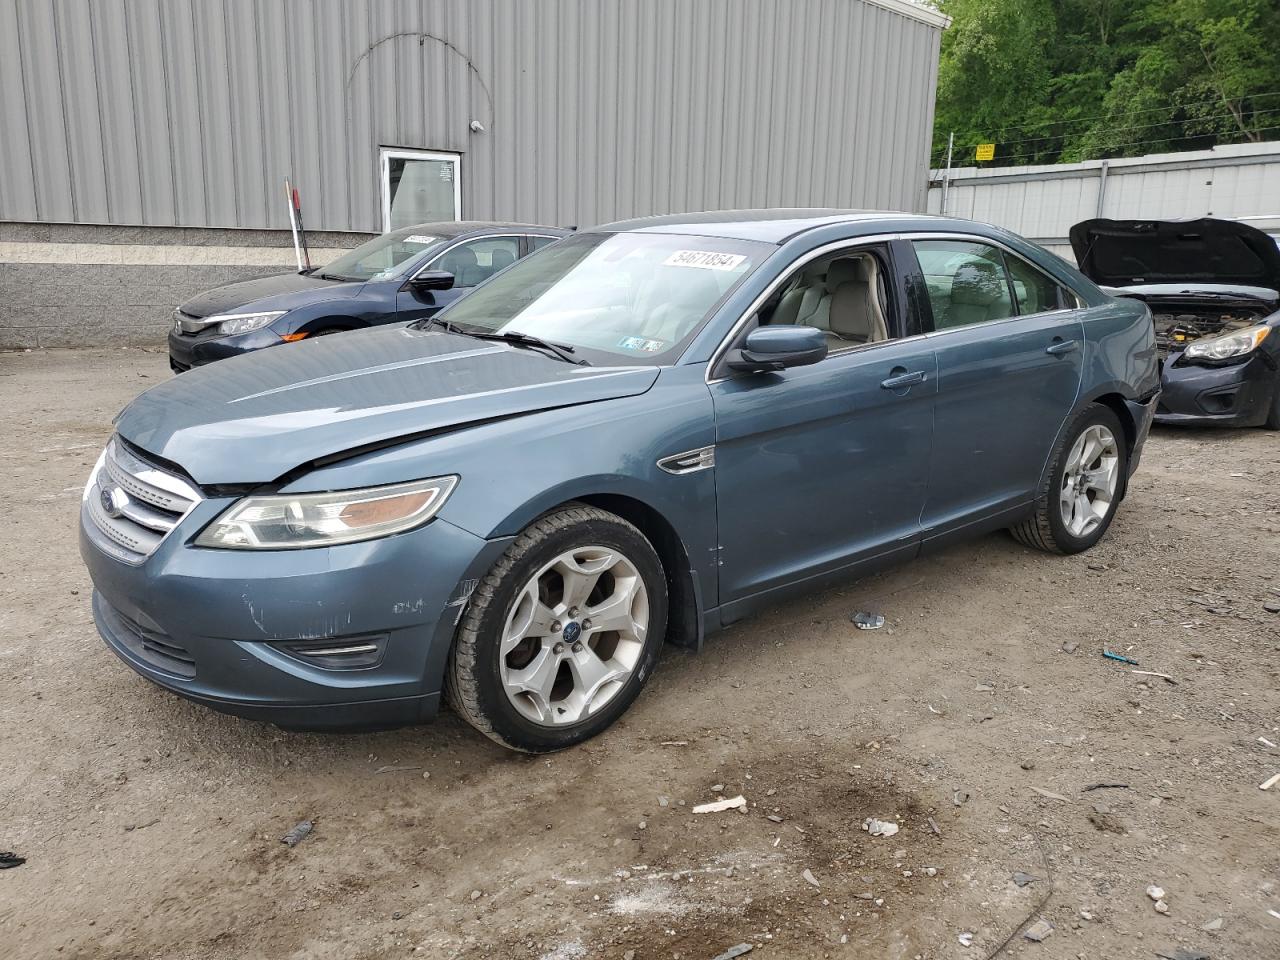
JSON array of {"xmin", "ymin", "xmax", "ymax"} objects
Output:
[
  {"xmin": 83, "ymin": 439, "xmax": 201, "ymax": 563},
  {"xmin": 97, "ymin": 596, "xmax": 196, "ymax": 679}
]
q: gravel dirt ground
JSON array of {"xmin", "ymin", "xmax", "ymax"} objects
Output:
[{"xmin": 2, "ymin": 347, "xmax": 1278, "ymax": 960}]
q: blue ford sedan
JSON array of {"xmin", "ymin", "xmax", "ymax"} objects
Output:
[
  {"xmin": 81, "ymin": 210, "xmax": 1160, "ymax": 751},
  {"xmin": 167, "ymin": 221, "xmax": 568, "ymax": 372}
]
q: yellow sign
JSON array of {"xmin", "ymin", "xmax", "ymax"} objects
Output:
[{"xmin": 976, "ymin": 143, "xmax": 996, "ymax": 162}]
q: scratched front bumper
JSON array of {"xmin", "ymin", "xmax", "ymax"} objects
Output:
[{"xmin": 80, "ymin": 496, "xmax": 506, "ymax": 730}]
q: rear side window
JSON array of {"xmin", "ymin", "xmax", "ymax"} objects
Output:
[
  {"xmin": 528, "ymin": 235, "xmax": 560, "ymax": 252},
  {"xmin": 912, "ymin": 240, "xmax": 1015, "ymax": 330},
  {"xmin": 1004, "ymin": 252, "xmax": 1071, "ymax": 314}
]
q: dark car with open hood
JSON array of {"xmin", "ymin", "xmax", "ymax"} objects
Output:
[
  {"xmin": 167, "ymin": 221, "xmax": 568, "ymax": 372},
  {"xmin": 1071, "ymin": 217, "xmax": 1280, "ymax": 428}
]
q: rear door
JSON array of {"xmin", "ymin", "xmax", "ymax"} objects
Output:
[
  {"xmin": 708, "ymin": 241, "xmax": 936, "ymax": 615},
  {"xmin": 909, "ymin": 237, "xmax": 1084, "ymax": 540}
]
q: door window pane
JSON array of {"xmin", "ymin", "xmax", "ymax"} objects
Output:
[
  {"xmin": 1004, "ymin": 253, "xmax": 1069, "ymax": 315},
  {"xmin": 384, "ymin": 152, "xmax": 459, "ymax": 230},
  {"xmin": 433, "ymin": 236, "xmax": 520, "ymax": 288},
  {"xmin": 912, "ymin": 240, "xmax": 1015, "ymax": 330},
  {"xmin": 528, "ymin": 235, "xmax": 560, "ymax": 252}
]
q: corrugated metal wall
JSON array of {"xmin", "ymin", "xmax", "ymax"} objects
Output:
[
  {"xmin": 926, "ymin": 141, "xmax": 1280, "ymax": 260},
  {"xmin": 0, "ymin": 0, "xmax": 943, "ymax": 233}
]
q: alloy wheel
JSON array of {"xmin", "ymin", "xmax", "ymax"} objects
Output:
[
  {"xmin": 498, "ymin": 546, "xmax": 649, "ymax": 726},
  {"xmin": 1058, "ymin": 423, "xmax": 1120, "ymax": 538}
]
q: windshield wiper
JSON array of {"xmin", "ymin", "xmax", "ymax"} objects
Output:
[
  {"xmin": 469, "ymin": 330, "xmax": 589, "ymax": 365},
  {"xmin": 316, "ymin": 272, "xmax": 358, "ymax": 283},
  {"xmin": 415, "ymin": 316, "xmax": 471, "ymax": 335},
  {"xmin": 412, "ymin": 318, "xmax": 588, "ymax": 365}
]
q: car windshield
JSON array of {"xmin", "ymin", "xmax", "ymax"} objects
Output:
[
  {"xmin": 429, "ymin": 232, "xmax": 769, "ymax": 364},
  {"xmin": 317, "ymin": 227, "xmax": 449, "ymax": 282}
]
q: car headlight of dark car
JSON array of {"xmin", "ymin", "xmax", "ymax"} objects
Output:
[
  {"xmin": 206, "ymin": 310, "xmax": 288, "ymax": 336},
  {"xmin": 1179, "ymin": 324, "xmax": 1270, "ymax": 364},
  {"xmin": 195, "ymin": 476, "xmax": 458, "ymax": 549}
]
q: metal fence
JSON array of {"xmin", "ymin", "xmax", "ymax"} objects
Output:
[{"xmin": 927, "ymin": 140, "xmax": 1280, "ymax": 261}]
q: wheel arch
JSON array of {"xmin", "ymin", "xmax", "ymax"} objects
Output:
[
  {"xmin": 286, "ymin": 314, "xmax": 368, "ymax": 338},
  {"xmin": 1038, "ymin": 387, "xmax": 1138, "ymax": 501},
  {"xmin": 546, "ymin": 493, "xmax": 703, "ymax": 652}
]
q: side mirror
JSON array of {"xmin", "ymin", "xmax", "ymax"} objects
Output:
[
  {"xmin": 409, "ymin": 270, "xmax": 455, "ymax": 291},
  {"xmin": 726, "ymin": 325, "xmax": 827, "ymax": 373}
]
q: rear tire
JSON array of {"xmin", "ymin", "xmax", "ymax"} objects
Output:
[
  {"xmin": 446, "ymin": 504, "xmax": 667, "ymax": 753},
  {"xmin": 1010, "ymin": 404, "xmax": 1128, "ymax": 555}
]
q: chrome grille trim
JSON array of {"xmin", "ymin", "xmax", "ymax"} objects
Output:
[
  {"xmin": 175, "ymin": 309, "xmax": 214, "ymax": 335},
  {"xmin": 83, "ymin": 439, "xmax": 202, "ymax": 563}
]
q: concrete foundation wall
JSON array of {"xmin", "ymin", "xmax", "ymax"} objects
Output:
[{"xmin": 0, "ymin": 224, "xmax": 366, "ymax": 348}]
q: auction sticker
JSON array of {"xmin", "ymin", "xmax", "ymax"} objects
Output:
[
  {"xmin": 402, "ymin": 235, "xmax": 438, "ymax": 245},
  {"xmin": 663, "ymin": 250, "xmax": 747, "ymax": 271},
  {"xmin": 618, "ymin": 336, "xmax": 667, "ymax": 353}
]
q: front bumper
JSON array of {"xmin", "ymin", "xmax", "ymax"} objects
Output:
[
  {"xmin": 168, "ymin": 327, "xmax": 284, "ymax": 372},
  {"xmin": 1155, "ymin": 352, "xmax": 1277, "ymax": 427},
  {"xmin": 80, "ymin": 495, "xmax": 509, "ymax": 731}
]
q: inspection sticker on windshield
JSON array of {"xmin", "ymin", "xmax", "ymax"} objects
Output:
[
  {"xmin": 663, "ymin": 250, "xmax": 747, "ymax": 271},
  {"xmin": 618, "ymin": 336, "xmax": 666, "ymax": 353},
  {"xmin": 402, "ymin": 235, "xmax": 438, "ymax": 245}
]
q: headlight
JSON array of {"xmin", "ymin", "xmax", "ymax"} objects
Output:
[
  {"xmin": 1182, "ymin": 324, "xmax": 1270, "ymax": 362},
  {"xmin": 210, "ymin": 311, "xmax": 287, "ymax": 336},
  {"xmin": 194, "ymin": 476, "xmax": 458, "ymax": 549}
]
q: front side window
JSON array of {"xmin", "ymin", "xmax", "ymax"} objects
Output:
[
  {"xmin": 754, "ymin": 247, "xmax": 895, "ymax": 350},
  {"xmin": 430, "ymin": 232, "xmax": 769, "ymax": 365},
  {"xmin": 318, "ymin": 227, "xmax": 449, "ymax": 283},
  {"xmin": 913, "ymin": 240, "xmax": 1015, "ymax": 331},
  {"xmin": 431, "ymin": 236, "xmax": 521, "ymax": 288}
]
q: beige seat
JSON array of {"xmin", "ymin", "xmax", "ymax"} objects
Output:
[
  {"xmin": 767, "ymin": 255, "xmax": 889, "ymax": 349},
  {"xmin": 822, "ymin": 257, "xmax": 888, "ymax": 348}
]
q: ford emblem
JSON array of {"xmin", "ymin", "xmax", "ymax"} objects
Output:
[{"xmin": 100, "ymin": 485, "xmax": 129, "ymax": 519}]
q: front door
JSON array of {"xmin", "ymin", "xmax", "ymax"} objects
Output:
[
  {"xmin": 909, "ymin": 238, "xmax": 1085, "ymax": 536},
  {"xmin": 397, "ymin": 235, "xmax": 523, "ymax": 323},
  {"xmin": 708, "ymin": 244, "xmax": 936, "ymax": 616}
]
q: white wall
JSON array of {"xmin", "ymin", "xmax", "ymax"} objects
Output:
[{"xmin": 927, "ymin": 141, "xmax": 1280, "ymax": 262}]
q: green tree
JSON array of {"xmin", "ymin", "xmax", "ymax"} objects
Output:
[{"xmin": 933, "ymin": 0, "xmax": 1280, "ymax": 167}]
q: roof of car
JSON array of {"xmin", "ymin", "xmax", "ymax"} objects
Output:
[
  {"xmin": 595, "ymin": 208, "xmax": 954, "ymax": 243},
  {"xmin": 408, "ymin": 221, "xmax": 569, "ymax": 239}
]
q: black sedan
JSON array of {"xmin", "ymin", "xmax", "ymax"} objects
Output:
[
  {"xmin": 1072, "ymin": 217, "xmax": 1280, "ymax": 428},
  {"xmin": 168, "ymin": 221, "xmax": 569, "ymax": 371}
]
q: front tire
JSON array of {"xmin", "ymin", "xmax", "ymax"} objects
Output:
[
  {"xmin": 1011, "ymin": 404, "xmax": 1128, "ymax": 555},
  {"xmin": 445, "ymin": 504, "xmax": 668, "ymax": 752}
]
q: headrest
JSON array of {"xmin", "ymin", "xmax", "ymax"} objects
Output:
[
  {"xmin": 441, "ymin": 246, "xmax": 478, "ymax": 270},
  {"xmin": 949, "ymin": 260, "xmax": 1004, "ymax": 306},
  {"xmin": 825, "ymin": 257, "xmax": 873, "ymax": 291},
  {"xmin": 490, "ymin": 249, "xmax": 515, "ymax": 271}
]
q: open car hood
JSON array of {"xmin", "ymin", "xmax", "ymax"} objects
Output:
[
  {"xmin": 116, "ymin": 326, "xmax": 658, "ymax": 486},
  {"xmin": 1070, "ymin": 218, "xmax": 1280, "ymax": 292}
]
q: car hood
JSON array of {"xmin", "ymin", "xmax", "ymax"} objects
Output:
[
  {"xmin": 116, "ymin": 326, "xmax": 660, "ymax": 485},
  {"xmin": 1100, "ymin": 282, "xmax": 1280, "ymax": 305},
  {"xmin": 179, "ymin": 272, "xmax": 367, "ymax": 318},
  {"xmin": 1070, "ymin": 218, "xmax": 1280, "ymax": 290}
]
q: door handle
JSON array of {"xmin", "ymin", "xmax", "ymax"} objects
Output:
[
  {"xmin": 880, "ymin": 369, "xmax": 927, "ymax": 390},
  {"xmin": 1045, "ymin": 338, "xmax": 1079, "ymax": 356}
]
